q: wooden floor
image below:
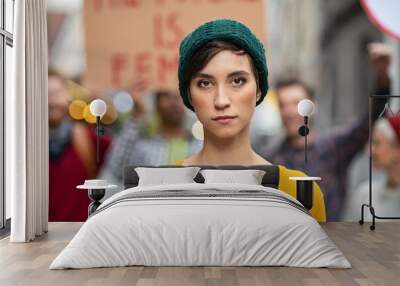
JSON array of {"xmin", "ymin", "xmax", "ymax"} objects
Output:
[{"xmin": 0, "ymin": 222, "xmax": 399, "ymax": 286}]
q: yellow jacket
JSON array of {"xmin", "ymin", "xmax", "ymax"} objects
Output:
[
  {"xmin": 276, "ymin": 165, "xmax": 326, "ymax": 223},
  {"xmin": 175, "ymin": 160, "xmax": 326, "ymax": 223}
]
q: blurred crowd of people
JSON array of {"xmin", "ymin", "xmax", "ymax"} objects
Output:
[
  {"xmin": 48, "ymin": 69, "xmax": 111, "ymax": 221},
  {"xmin": 48, "ymin": 42, "xmax": 399, "ymax": 222}
]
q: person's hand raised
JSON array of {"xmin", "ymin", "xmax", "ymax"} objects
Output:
[{"xmin": 368, "ymin": 42, "xmax": 392, "ymax": 76}]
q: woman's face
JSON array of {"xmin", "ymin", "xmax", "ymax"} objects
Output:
[
  {"xmin": 189, "ymin": 50, "xmax": 259, "ymax": 140},
  {"xmin": 372, "ymin": 127, "xmax": 400, "ymax": 169}
]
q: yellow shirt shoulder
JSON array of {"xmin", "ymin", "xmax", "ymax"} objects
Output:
[{"xmin": 277, "ymin": 165, "xmax": 326, "ymax": 223}]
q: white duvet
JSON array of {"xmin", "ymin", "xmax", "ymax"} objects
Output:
[{"xmin": 50, "ymin": 183, "xmax": 351, "ymax": 269}]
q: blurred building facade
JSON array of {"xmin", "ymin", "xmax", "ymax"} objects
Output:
[
  {"xmin": 267, "ymin": 0, "xmax": 322, "ymax": 88},
  {"xmin": 320, "ymin": 0, "xmax": 382, "ymax": 127},
  {"xmin": 268, "ymin": 0, "xmax": 400, "ymax": 130}
]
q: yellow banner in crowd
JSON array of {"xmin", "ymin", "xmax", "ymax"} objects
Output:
[{"xmin": 83, "ymin": 0, "xmax": 267, "ymax": 91}]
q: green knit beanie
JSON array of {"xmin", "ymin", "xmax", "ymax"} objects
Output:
[{"xmin": 178, "ymin": 19, "xmax": 269, "ymax": 112}]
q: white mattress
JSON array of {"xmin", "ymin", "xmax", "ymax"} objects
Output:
[{"xmin": 50, "ymin": 183, "xmax": 351, "ymax": 269}]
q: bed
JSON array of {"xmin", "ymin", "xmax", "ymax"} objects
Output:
[{"xmin": 49, "ymin": 165, "xmax": 350, "ymax": 269}]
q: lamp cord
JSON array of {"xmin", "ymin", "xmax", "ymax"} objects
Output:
[
  {"xmin": 304, "ymin": 116, "xmax": 308, "ymax": 166},
  {"xmin": 96, "ymin": 116, "xmax": 100, "ymax": 165}
]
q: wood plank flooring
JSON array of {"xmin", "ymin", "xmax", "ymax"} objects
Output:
[{"xmin": 0, "ymin": 222, "xmax": 399, "ymax": 286}]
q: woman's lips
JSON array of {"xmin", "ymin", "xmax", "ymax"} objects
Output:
[{"xmin": 212, "ymin": 115, "xmax": 238, "ymax": 124}]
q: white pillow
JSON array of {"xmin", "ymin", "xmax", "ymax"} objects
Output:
[
  {"xmin": 135, "ymin": 167, "xmax": 201, "ymax": 186},
  {"xmin": 200, "ymin": 169, "xmax": 266, "ymax": 185}
]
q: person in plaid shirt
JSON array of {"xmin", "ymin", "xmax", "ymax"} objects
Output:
[{"xmin": 260, "ymin": 43, "xmax": 391, "ymax": 221}]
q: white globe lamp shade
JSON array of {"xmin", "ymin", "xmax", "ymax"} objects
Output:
[
  {"xmin": 90, "ymin": 99, "xmax": 107, "ymax": 117},
  {"xmin": 298, "ymin": 99, "xmax": 315, "ymax": 117}
]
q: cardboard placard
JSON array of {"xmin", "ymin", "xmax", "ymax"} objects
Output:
[{"xmin": 83, "ymin": 0, "xmax": 267, "ymax": 91}]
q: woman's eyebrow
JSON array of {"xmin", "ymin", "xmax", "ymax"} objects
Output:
[
  {"xmin": 194, "ymin": 70, "xmax": 250, "ymax": 79},
  {"xmin": 194, "ymin": 73, "xmax": 215, "ymax": 79},
  {"xmin": 227, "ymin": 70, "xmax": 250, "ymax": 77}
]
